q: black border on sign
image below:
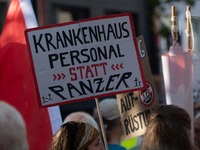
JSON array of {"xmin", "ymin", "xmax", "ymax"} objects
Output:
[{"xmin": 25, "ymin": 12, "xmax": 146, "ymax": 108}]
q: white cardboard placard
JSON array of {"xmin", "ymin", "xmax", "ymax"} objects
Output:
[{"xmin": 25, "ymin": 13, "xmax": 146, "ymax": 108}]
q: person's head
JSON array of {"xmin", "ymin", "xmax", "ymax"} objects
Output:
[
  {"xmin": 93, "ymin": 98, "xmax": 121, "ymax": 142},
  {"xmin": 0, "ymin": 101, "xmax": 29, "ymax": 150},
  {"xmin": 194, "ymin": 113, "xmax": 200, "ymax": 149},
  {"xmin": 141, "ymin": 104, "xmax": 193, "ymax": 150},
  {"xmin": 50, "ymin": 121, "xmax": 104, "ymax": 150},
  {"xmin": 63, "ymin": 111, "xmax": 99, "ymax": 131},
  {"xmin": 194, "ymin": 102, "xmax": 200, "ymax": 117}
]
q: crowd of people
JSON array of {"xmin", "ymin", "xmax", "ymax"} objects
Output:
[{"xmin": 1, "ymin": 99, "xmax": 200, "ymax": 150}]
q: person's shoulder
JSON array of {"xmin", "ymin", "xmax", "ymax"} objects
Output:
[
  {"xmin": 107, "ymin": 144, "xmax": 127, "ymax": 150},
  {"xmin": 128, "ymin": 145, "xmax": 140, "ymax": 150}
]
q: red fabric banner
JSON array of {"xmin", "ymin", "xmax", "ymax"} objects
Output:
[{"xmin": 0, "ymin": 0, "xmax": 53, "ymax": 149}]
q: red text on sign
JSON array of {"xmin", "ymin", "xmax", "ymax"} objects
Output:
[{"xmin": 69, "ymin": 62, "xmax": 107, "ymax": 81}]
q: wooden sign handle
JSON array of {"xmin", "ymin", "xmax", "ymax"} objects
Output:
[
  {"xmin": 187, "ymin": 6, "xmax": 191, "ymax": 51},
  {"xmin": 171, "ymin": 6, "xmax": 177, "ymax": 44},
  {"xmin": 95, "ymin": 97, "xmax": 109, "ymax": 150}
]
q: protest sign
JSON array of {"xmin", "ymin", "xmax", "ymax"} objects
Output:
[
  {"xmin": 25, "ymin": 13, "xmax": 146, "ymax": 108},
  {"xmin": 116, "ymin": 35, "xmax": 159, "ymax": 141}
]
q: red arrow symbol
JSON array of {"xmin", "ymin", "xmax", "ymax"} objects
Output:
[
  {"xmin": 120, "ymin": 63, "xmax": 123, "ymax": 69},
  {"xmin": 57, "ymin": 74, "xmax": 61, "ymax": 80},
  {"xmin": 61, "ymin": 73, "xmax": 65, "ymax": 79},
  {"xmin": 53, "ymin": 74, "xmax": 56, "ymax": 81},
  {"xmin": 116, "ymin": 64, "xmax": 119, "ymax": 70},
  {"xmin": 111, "ymin": 64, "xmax": 115, "ymax": 70},
  {"xmin": 111, "ymin": 64, "xmax": 124, "ymax": 70}
]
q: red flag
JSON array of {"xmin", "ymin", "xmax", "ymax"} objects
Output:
[{"xmin": 0, "ymin": 0, "xmax": 62, "ymax": 149}]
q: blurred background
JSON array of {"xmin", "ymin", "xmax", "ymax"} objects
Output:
[{"xmin": 1, "ymin": 0, "xmax": 200, "ymax": 120}]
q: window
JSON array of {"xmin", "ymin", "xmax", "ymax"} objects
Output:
[{"xmin": 56, "ymin": 6, "xmax": 89, "ymax": 23}]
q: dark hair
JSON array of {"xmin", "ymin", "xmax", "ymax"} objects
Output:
[{"xmin": 141, "ymin": 105, "xmax": 193, "ymax": 150}]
